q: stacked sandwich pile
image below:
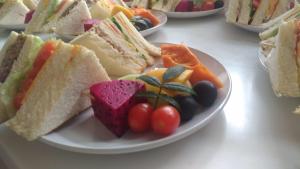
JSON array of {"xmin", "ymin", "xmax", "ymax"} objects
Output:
[
  {"xmin": 0, "ymin": 0, "xmax": 39, "ymax": 25},
  {"xmin": 25, "ymin": 0, "xmax": 92, "ymax": 35},
  {"xmin": 0, "ymin": 9, "xmax": 161, "ymax": 140},
  {"xmin": 226, "ymin": 0, "xmax": 293, "ymax": 26},
  {"xmin": 24, "ymin": 0, "xmax": 160, "ymax": 37},
  {"xmin": 131, "ymin": 0, "xmax": 224, "ymax": 12}
]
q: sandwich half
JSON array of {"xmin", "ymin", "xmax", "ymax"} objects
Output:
[
  {"xmin": 151, "ymin": 0, "xmax": 181, "ymax": 12},
  {"xmin": 55, "ymin": 0, "xmax": 91, "ymax": 35},
  {"xmin": 71, "ymin": 12, "xmax": 160, "ymax": 77},
  {"xmin": 266, "ymin": 19, "xmax": 300, "ymax": 97},
  {"xmin": 71, "ymin": 22, "xmax": 148, "ymax": 76},
  {"xmin": 226, "ymin": 0, "xmax": 242, "ymax": 23},
  {"xmin": 0, "ymin": 0, "xmax": 30, "ymax": 25},
  {"xmin": 227, "ymin": 0, "xmax": 293, "ymax": 25},
  {"xmin": 25, "ymin": 0, "xmax": 75, "ymax": 33},
  {"xmin": 5, "ymin": 40, "xmax": 110, "ymax": 140},
  {"xmin": 0, "ymin": 32, "xmax": 43, "ymax": 123},
  {"xmin": 260, "ymin": 2, "xmax": 300, "ymax": 40},
  {"xmin": 89, "ymin": 0, "xmax": 113, "ymax": 19}
]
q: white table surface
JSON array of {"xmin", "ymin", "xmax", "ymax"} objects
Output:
[{"xmin": 1, "ymin": 13, "xmax": 300, "ymax": 169}]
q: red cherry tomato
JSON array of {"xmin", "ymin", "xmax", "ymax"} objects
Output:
[
  {"xmin": 200, "ymin": 1, "xmax": 215, "ymax": 11},
  {"xmin": 128, "ymin": 103, "xmax": 153, "ymax": 133},
  {"xmin": 151, "ymin": 105, "xmax": 180, "ymax": 136}
]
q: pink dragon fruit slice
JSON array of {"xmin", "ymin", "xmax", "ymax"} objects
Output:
[{"xmin": 90, "ymin": 80, "xmax": 145, "ymax": 137}]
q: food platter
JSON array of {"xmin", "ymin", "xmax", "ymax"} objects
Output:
[
  {"xmin": 40, "ymin": 43, "xmax": 232, "ymax": 154},
  {"xmin": 0, "ymin": 24, "xmax": 26, "ymax": 30},
  {"xmin": 165, "ymin": 7, "xmax": 224, "ymax": 18},
  {"xmin": 56, "ymin": 10, "xmax": 167, "ymax": 41}
]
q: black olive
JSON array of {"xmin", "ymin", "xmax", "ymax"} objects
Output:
[
  {"xmin": 174, "ymin": 95, "xmax": 201, "ymax": 123},
  {"xmin": 132, "ymin": 19, "xmax": 151, "ymax": 31},
  {"xmin": 193, "ymin": 81, "xmax": 217, "ymax": 107},
  {"xmin": 141, "ymin": 18, "xmax": 153, "ymax": 28},
  {"xmin": 215, "ymin": 0, "xmax": 224, "ymax": 9}
]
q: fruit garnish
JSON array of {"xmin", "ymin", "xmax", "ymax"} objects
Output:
[
  {"xmin": 201, "ymin": 0, "xmax": 215, "ymax": 11},
  {"xmin": 131, "ymin": 8, "xmax": 160, "ymax": 26},
  {"xmin": 128, "ymin": 103, "xmax": 153, "ymax": 133},
  {"xmin": 136, "ymin": 65, "xmax": 196, "ymax": 109},
  {"xmin": 90, "ymin": 80, "xmax": 145, "ymax": 137},
  {"xmin": 175, "ymin": 0, "xmax": 193, "ymax": 12},
  {"xmin": 161, "ymin": 44, "xmax": 223, "ymax": 88},
  {"xmin": 131, "ymin": 16, "xmax": 153, "ymax": 31},
  {"xmin": 174, "ymin": 95, "xmax": 200, "ymax": 122},
  {"xmin": 145, "ymin": 68, "xmax": 193, "ymax": 96},
  {"xmin": 83, "ymin": 19, "xmax": 101, "ymax": 32},
  {"xmin": 111, "ymin": 5, "xmax": 134, "ymax": 19},
  {"xmin": 25, "ymin": 10, "xmax": 35, "ymax": 24},
  {"xmin": 189, "ymin": 64, "xmax": 223, "ymax": 88},
  {"xmin": 151, "ymin": 105, "xmax": 180, "ymax": 136},
  {"xmin": 193, "ymin": 80, "xmax": 217, "ymax": 107}
]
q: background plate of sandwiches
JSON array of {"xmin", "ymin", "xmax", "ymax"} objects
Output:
[
  {"xmin": 259, "ymin": 2, "xmax": 300, "ymax": 70},
  {"xmin": 226, "ymin": 0, "xmax": 296, "ymax": 33},
  {"xmin": 131, "ymin": 0, "xmax": 225, "ymax": 18},
  {"xmin": 255, "ymin": 16, "xmax": 300, "ymax": 114},
  {"xmin": 0, "ymin": 0, "xmax": 38, "ymax": 30}
]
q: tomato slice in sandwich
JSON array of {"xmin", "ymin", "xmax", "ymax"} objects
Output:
[{"xmin": 14, "ymin": 41, "xmax": 57, "ymax": 110}]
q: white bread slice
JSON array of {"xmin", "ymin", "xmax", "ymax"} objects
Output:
[
  {"xmin": 103, "ymin": 18, "xmax": 154, "ymax": 66},
  {"xmin": 71, "ymin": 28, "xmax": 146, "ymax": 77},
  {"xmin": 0, "ymin": 0, "xmax": 29, "ymax": 25},
  {"xmin": 151, "ymin": 0, "xmax": 181, "ymax": 12},
  {"xmin": 238, "ymin": 0, "xmax": 252, "ymax": 24},
  {"xmin": 251, "ymin": 0, "xmax": 270, "ymax": 25},
  {"xmin": 0, "ymin": 33, "xmax": 43, "ymax": 123},
  {"xmin": 259, "ymin": 3, "xmax": 300, "ymax": 40},
  {"xmin": 23, "ymin": 0, "xmax": 39, "ymax": 10},
  {"xmin": 42, "ymin": 0, "xmax": 76, "ymax": 33},
  {"xmin": 55, "ymin": 0, "xmax": 91, "ymax": 35},
  {"xmin": 25, "ymin": 0, "xmax": 73, "ymax": 33},
  {"xmin": 267, "ymin": 20, "xmax": 300, "ymax": 97},
  {"xmin": 271, "ymin": 0, "xmax": 291, "ymax": 19},
  {"xmin": 0, "ymin": 32, "xmax": 19, "ymax": 66},
  {"xmin": 5, "ymin": 41, "xmax": 110, "ymax": 140},
  {"xmin": 226, "ymin": 0, "xmax": 241, "ymax": 23},
  {"xmin": 132, "ymin": 0, "xmax": 149, "ymax": 8},
  {"xmin": 113, "ymin": 12, "xmax": 161, "ymax": 58},
  {"xmin": 89, "ymin": 0, "xmax": 113, "ymax": 19},
  {"xmin": 25, "ymin": 0, "xmax": 60, "ymax": 33}
]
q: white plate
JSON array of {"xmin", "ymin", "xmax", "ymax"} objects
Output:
[
  {"xmin": 232, "ymin": 22, "xmax": 268, "ymax": 33},
  {"xmin": 165, "ymin": 7, "xmax": 224, "ymax": 18},
  {"xmin": 40, "ymin": 43, "xmax": 232, "ymax": 154},
  {"xmin": 140, "ymin": 10, "xmax": 167, "ymax": 37},
  {"xmin": 56, "ymin": 10, "xmax": 167, "ymax": 41},
  {"xmin": 0, "ymin": 24, "xmax": 26, "ymax": 30}
]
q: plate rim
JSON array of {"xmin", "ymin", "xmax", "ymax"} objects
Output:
[
  {"xmin": 40, "ymin": 42, "xmax": 232, "ymax": 154},
  {"xmin": 140, "ymin": 10, "xmax": 167, "ymax": 37},
  {"xmin": 0, "ymin": 24, "xmax": 26, "ymax": 30},
  {"xmin": 165, "ymin": 7, "xmax": 224, "ymax": 18},
  {"xmin": 56, "ymin": 10, "xmax": 167, "ymax": 40}
]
